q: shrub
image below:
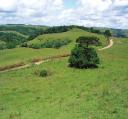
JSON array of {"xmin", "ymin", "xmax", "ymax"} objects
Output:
[
  {"xmin": 40, "ymin": 70, "xmax": 48, "ymax": 77},
  {"xmin": 20, "ymin": 42, "xmax": 28, "ymax": 47},
  {"xmin": 28, "ymin": 43, "xmax": 42, "ymax": 49},
  {"xmin": 69, "ymin": 45, "xmax": 100, "ymax": 68},
  {"xmin": 29, "ymin": 39, "xmax": 71, "ymax": 49},
  {"xmin": 41, "ymin": 39, "xmax": 71, "ymax": 49},
  {"xmin": 0, "ymin": 41, "xmax": 7, "ymax": 50}
]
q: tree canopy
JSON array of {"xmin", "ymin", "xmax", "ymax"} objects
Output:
[
  {"xmin": 69, "ymin": 45, "xmax": 100, "ymax": 68},
  {"xmin": 104, "ymin": 30, "xmax": 112, "ymax": 40},
  {"xmin": 76, "ymin": 36, "xmax": 101, "ymax": 47}
]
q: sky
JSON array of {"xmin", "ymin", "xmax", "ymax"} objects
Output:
[{"xmin": 0, "ymin": 0, "xmax": 128, "ymax": 29}]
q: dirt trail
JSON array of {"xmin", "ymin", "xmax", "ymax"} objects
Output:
[
  {"xmin": 0, "ymin": 64, "xmax": 30, "ymax": 73},
  {"xmin": 98, "ymin": 39, "xmax": 113, "ymax": 51},
  {"xmin": 0, "ymin": 39, "xmax": 114, "ymax": 73},
  {"xmin": 0, "ymin": 54, "xmax": 70, "ymax": 73}
]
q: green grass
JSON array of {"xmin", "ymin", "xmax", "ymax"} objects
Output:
[
  {"xmin": 0, "ymin": 37, "xmax": 128, "ymax": 119},
  {"xmin": 0, "ymin": 28, "xmax": 106, "ymax": 67},
  {"xmin": 28, "ymin": 28, "xmax": 106, "ymax": 45}
]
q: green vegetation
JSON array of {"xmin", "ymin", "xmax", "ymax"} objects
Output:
[
  {"xmin": 0, "ymin": 40, "xmax": 7, "ymax": 50},
  {"xmin": 76, "ymin": 36, "xmax": 101, "ymax": 47},
  {"xmin": 28, "ymin": 28, "xmax": 106, "ymax": 47},
  {"xmin": 0, "ymin": 25, "xmax": 128, "ymax": 119},
  {"xmin": 0, "ymin": 28, "xmax": 106, "ymax": 67},
  {"xmin": 0, "ymin": 37, "xmax": 128, "ymax": 119},
  {"xmin": 69, "ymin": 36, "xmax": 100, "ymax": 68},
  {"xmin": 69, "ymin": 46, "xmax": 100, "ymax": 68},
  {"xmin": 0, "ymin": 31, "xmax": 28, "ymax": 49},
  {"xmin": 39, "ymin": 69, "xmax": 48, "ymax": 77},
  {"xmin": 28, "ymin": 39, "xmax": 71, "ymax": 49},
  {"xmin": 0, "ymin": 24, "xmax": 47, "ymax": 36},
  {"xmin": 104, "ymin": 30, "xmax": 112, "ymax": 40}
]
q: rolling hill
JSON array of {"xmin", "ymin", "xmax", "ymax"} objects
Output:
[
  {"xmin": 0, "ymin": 28, "xmax": 106, "ymax": 67},
  {"xmin": 0, "ymin": 24, "xmax": 48, "ymax": 36},
  {"xmin": 0, "ymin": 35, "xmax": 128, "ymax": 119},
  {"xmin": 27, "ymin": 28, "xmax": 106, "ymax": 47},
  {"xmin": 0, "ymin": 25, "xmax": 128, "ymax": 119},
  {"xmin": 0, "ymin": 31, "xmax": 28, "ymax": 49}
]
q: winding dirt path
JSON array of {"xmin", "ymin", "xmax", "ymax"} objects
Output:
[
  {"xmin": 0, "ymin": 54, "xmax": 70, "ymax": 73},
  {"xmin": 98, "ymin": 39, "xmax": 113, "ymax": 51},
  {"xmin": 0, "ymin": 39, "xmax": 114, "ymax": 73}
]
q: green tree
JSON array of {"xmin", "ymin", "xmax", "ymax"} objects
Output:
[
  {"xmin": 0, "ymin": 41, "xmax": 7, "ymax": 50},
  {"xmin": 76, "ymin": 36, "xmax": 101, "ymax": 47},
  {"xmin": 104, "ymin": 30, "xmax": 112, "ymax": 40},
  {"xmin": 69, "ymin": 45, "xmax": 100, "ymax": 68}
]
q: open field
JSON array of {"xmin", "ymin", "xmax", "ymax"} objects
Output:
[{"xmin": 0, "ymin": 36, "xmax": 128, "ymax": 119}]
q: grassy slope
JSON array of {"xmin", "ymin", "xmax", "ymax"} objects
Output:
[
  {"xmin": 0, "ymin": 38, "xmax": 128, "ymax": 119},
  {"xmin": 0, "ymin": 28, "xmax": 106, "ymax": 67},
  {"xmin": 28, "ymin": 28, "xmax": 106, "ymax": 45}
]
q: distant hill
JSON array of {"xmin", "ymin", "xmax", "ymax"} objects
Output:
[
  {"xmin": 0, "ymin": 24, "xmax": 48, "ymax": 36},
  {"xmin": 0, "ymin": 24, "xmax": 127, "ymax": 50},
  {"xmin": 92, "ymin": 27, "xmax": 128, "ymax": 38},
  {"xmin": 0, "ymin": 31, "xmax": 28, "ymax": 49},
  {"xmin": 27, "ymin": 28, "xmax": 106, "ymax": 49}
]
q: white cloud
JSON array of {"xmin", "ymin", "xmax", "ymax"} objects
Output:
[
  {"xmin": 114, "ymin": 0, "xmax": 128, "ymax": 6},
  {"xmin": 0, "ymin": 0, "xmax": 17, "ymax": 12},
  {"xmin": 0, "ymin": 0, "xmax": 127, "ymax": 29},
  {"xmin": 78, "ymin": 0, "xmax": 112, "ymax": 12}
]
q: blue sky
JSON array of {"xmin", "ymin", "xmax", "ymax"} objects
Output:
[
  {"xmin": 64, "ymin": 0, "xmax": 77, "ymax": 8},
  {"xmin": 0, "ymin": 0, "xmax": 128, "ymax": 29}
]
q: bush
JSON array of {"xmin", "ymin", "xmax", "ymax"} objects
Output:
[
  {"xmin": 69, "ymin": 45, "xmax": 100, "ymax": 68},
  {"xmin": 29, "ymin": 39, "xmax": 71, "ymax": 49},
  {"xmin": 42, "ymin": 39, "xmax": 71, "ymax": 49},
  {"xmin": 40, "ymin": 70, "xmax": 48, "ymax": 77},
  {"xmin": 28, "ymin": 43, "xmax": 42, "ymax": 49},
  {"xmin": 0, "ymin": 41, "xmax": 7, "ymax": 50},
  {"xmin": 20, "ymin": 42, "xmax": 28, "ymax": 47}
]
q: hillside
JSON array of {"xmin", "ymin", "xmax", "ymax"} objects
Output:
[
  {"xmin": 27, "ymin": 28, "xmax": 106, "ymax": 48},
  {"xmin": 0, "ymin": 24, "xmax": 48, "ymax": 36},
  {"xmin": 0, "ymin": 36, "xmax": 128, "ymax": 119},
  {"xmin": 93, "ymin": 27, "xmax": 128, "ymax": 38},
  {"xmin": 0, "ymin": 31, "xmax": 28, "ymax": 49},
  {"xmin": 0, "ymin": 28, "xmax": 106, "ymax": 67}
]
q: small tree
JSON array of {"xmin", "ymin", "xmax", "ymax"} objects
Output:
[
  {"xmin": 0, "ymin": 41, "xmax": 7, "ymax": 50},
  {"xmin": 104, "ymin": 30, "xmax": 112, "ymax": 40},
  {"xmin": 69, "ymin": 45, "xmax": 100, "ymax": 68},
  {"xmin": 76, "ymin": 36, "xmax": 101, "ymax": 47}
]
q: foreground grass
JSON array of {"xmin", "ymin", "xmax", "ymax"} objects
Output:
[{"xmin": 0, "ymin": 38, "xmax": 128, "ymax": 119}]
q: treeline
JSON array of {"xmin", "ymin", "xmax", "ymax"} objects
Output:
[
  {"xmin": 0, "ymin": 25, "xmax": 103, "ymax": 50},
  {"xmin": 0, "ymin": 24, "xmax": 47, "ymax": 36},
  {"xmin": 27, "ymin": 25, "xmax": 103, "ymax": 41},
  {"xmin": 21, "ymin": 39, "xmax": 71, "ymax": 49},
  {"xmin": 27, "ymin": 26, "xmax": 69, "ymax": 41},
  {"xmin": 0, "ymin": 31, "xmax": 27, "ymax": 49}
]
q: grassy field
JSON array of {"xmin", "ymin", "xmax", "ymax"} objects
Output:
[
  {"xmin": 0, "ymin": 35, "xmax": 128, "ymax": 119},
  {"xmin": 28, "ymin": 28, "xmax": 106, "ymax": 45},
  {"xmin": 0, "ymin": 28, "xmax": 106, "ymax": 67}
]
